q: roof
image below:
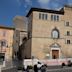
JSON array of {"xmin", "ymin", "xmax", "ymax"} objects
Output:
[
  {"xmin": 26, "ymin": 7, "xmax": 64, "ymax": 17},
  {"xmin": 64, "ymin": 5, "xmax": 72, "ymax": 8},
  {"xmin": 0, "ymin": 25, "xmax": 15, "ymax": 30}
]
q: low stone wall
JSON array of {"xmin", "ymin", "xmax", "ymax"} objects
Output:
[{"xmin": 1, "ymin": 66, "xmax": 17, "ymax": 72}]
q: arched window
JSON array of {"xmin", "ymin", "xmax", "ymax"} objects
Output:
[{"xmin": 52, "ymin": 28, "xmax": 59, "ymax": 39}]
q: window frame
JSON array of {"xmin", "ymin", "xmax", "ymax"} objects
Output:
[
  {"xmin": 51, "ymin": 15, "xmax": 54, "ymax": 21},
  {"xmin": 51, "ymin": 28, "xmax": 60, "ymax": 39},
  {"xmin": 65, "ymin": 22, "xmax": 69, "ymax": 26},
  {"xmin": 51, "ymin": 15, "xmax": 59, "ymax": 21},
  {"xmin": 57, "ymin": 15, "xmax": 59, "ymax": 21},
  {"xmin": 39, "ymin": 13, "xmax": 41, "ymax": 19},
  {"xmin": 39, "ymin": 13, "xmax": 48, "ymax": 20},
  {"xmin": 67, "ymin": 31, "xmax": 70, "ymax": 36},
  {"xmin": 45, "ymin": 14, "xmax": 48, "ymax": 20},
  {"xmin": 67, "ymin": 40, "xmax": 70, "ymax": 44},
  {"xmin": 42, "ymin": 14, "xmax": 44, "ymax": 20}
]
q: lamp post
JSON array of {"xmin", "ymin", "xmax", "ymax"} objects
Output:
[
  {"xmin": 46, "ymin": 54, "xmax": 50, "ymax": 59},
  {"xmin": 32, "ymin": 56, "xmax": 34, "ymax": 66}
]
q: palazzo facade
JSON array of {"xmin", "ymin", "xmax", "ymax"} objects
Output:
[{"xmin": 26, "ymin": 5, "xmax": 72, "ymax": 59}]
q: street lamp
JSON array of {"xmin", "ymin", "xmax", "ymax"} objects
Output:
[{"xmin": 46, "ymin": 54, "xmax": 50, "ymax": 59}]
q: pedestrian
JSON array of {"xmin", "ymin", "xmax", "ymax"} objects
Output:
[
  {"xmin": 41, "ymin": 65, "xmax": 46, "ymax": 72},
  {"xmin": 24, "ymin": 65, "xmax": 27, "ymax": 71},
  {"xmin": 26, "ymin": 66, "xmax": 29, "ymax": 72},
  {"xmin": 37, "ymin": 62, "xmax": 42, "ymax": 72},
  {"xmin": 61, "ymin": 62, "xmax": 65, "ymax": 68},
  {"xmin": 34, "ymin": 64, "xmax": 38, "ymax": 72}
]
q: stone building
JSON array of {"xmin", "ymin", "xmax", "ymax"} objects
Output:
[
  {"xmin": 13, "ymin": 16, "xmax": 28, "ymax": 59},
  {"xmin": 26, "ymin": 5, "xmax": 72, "ymax": 59},
  {"xmin": 0, "ymin": 26, "xmax": 14, "ymax": 64}
]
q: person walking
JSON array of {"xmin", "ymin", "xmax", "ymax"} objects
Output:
[
  {"xmin": 34, "ymin": 64, "xmax": 38, "ymax": 72},
  {"xmin": 37, "ymin": 62, "xmax": 42, "ymax": 72}
]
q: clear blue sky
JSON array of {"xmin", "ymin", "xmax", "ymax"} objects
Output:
[{"xmin": 0, "ymin": 0, "xmax": 72, "ymax": 27}]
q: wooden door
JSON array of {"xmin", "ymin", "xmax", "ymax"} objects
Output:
[{"xmin": 52, "ymin": 50, "xmax": 59, "ymax": 59}]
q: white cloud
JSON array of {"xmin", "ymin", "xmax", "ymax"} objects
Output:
[
  {"xmin": 37, "ymin": 0, "xmax": 66, "ymax": 10},
  {"xmin": 25, "ymin": 0, "xmax": 31, "ymax": 3},
  {"xmin": 38, "ymin": 0, "xmax": 50, "ymax": 4},
  {"xmin": 68, "ymin": 0, "xmax": 72, "ymax": 5},
  {"xmin": 16, "ymin": 0, "xmax": 32, "ymax": 7},
  {"xmin": 37, "ymin": 0, "xmax": 50, "ymax": 8},
  {"xmin": 25, "ymin": 0, "xmax": 32, "ymax": 5}
]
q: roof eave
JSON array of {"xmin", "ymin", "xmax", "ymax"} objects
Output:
[{"xmin": 26, "ymin": 8, "xmax": 64, "ymax": 17}]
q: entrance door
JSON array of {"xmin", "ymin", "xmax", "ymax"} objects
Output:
[
  {"xmin": 0, "ymin": 53, "xmax": 5, "ymax": 65},
  {"xmin": 52, "ymin": 50, "xmax": 59, "ymax": 59}
]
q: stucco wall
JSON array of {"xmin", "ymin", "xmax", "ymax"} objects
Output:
[{"xmin": 0, "ymin": 28, "xmax": 14, "ymax": 60}]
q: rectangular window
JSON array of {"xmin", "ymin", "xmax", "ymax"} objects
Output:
[
  {"xmin": 42, "ymin": 14, "xmax": 44, "ymax": 20},
  {"xmin": 45, "ymin": 14, "xmax": 48, "ymax": 20},
  {"xmin": 67, "ymin": 40, "xmax": 70, "ymax": 44},
  {"xmin": 67, "ymin": 31, "xmax": 70, "ymax": 36},
  {"xmin": 39, "ymin": 13, "xmax": 41, "ymax": 19},
  {"xmin": 54, "ymin": 15, "xmax": 56, "ymax": 21},
  {"xmin": 57, "ymin": 15, "xmax": 59, "ymax": 21},
  {"xmin": 51, "ymin": 15, "xmax": 53, "ymax": 21},
  {"xmin": 65, "ymin": 22, "xmax": 69, "ymax": 26},
  {"xmin": 51, "ymin": 15, "xmax": 59, "ymax": 21},
  {"xmin": 39, "ymin": 13, "xmax": 48, "ymax": 20}
]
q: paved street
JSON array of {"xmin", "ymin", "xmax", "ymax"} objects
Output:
[
  {"xmin": 47, "ymin": 67, "xmax": 72, "ymax": 72},
  {"xmin": 18, "ymin": 67, "xmax": 72, "ymax": 72}
]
